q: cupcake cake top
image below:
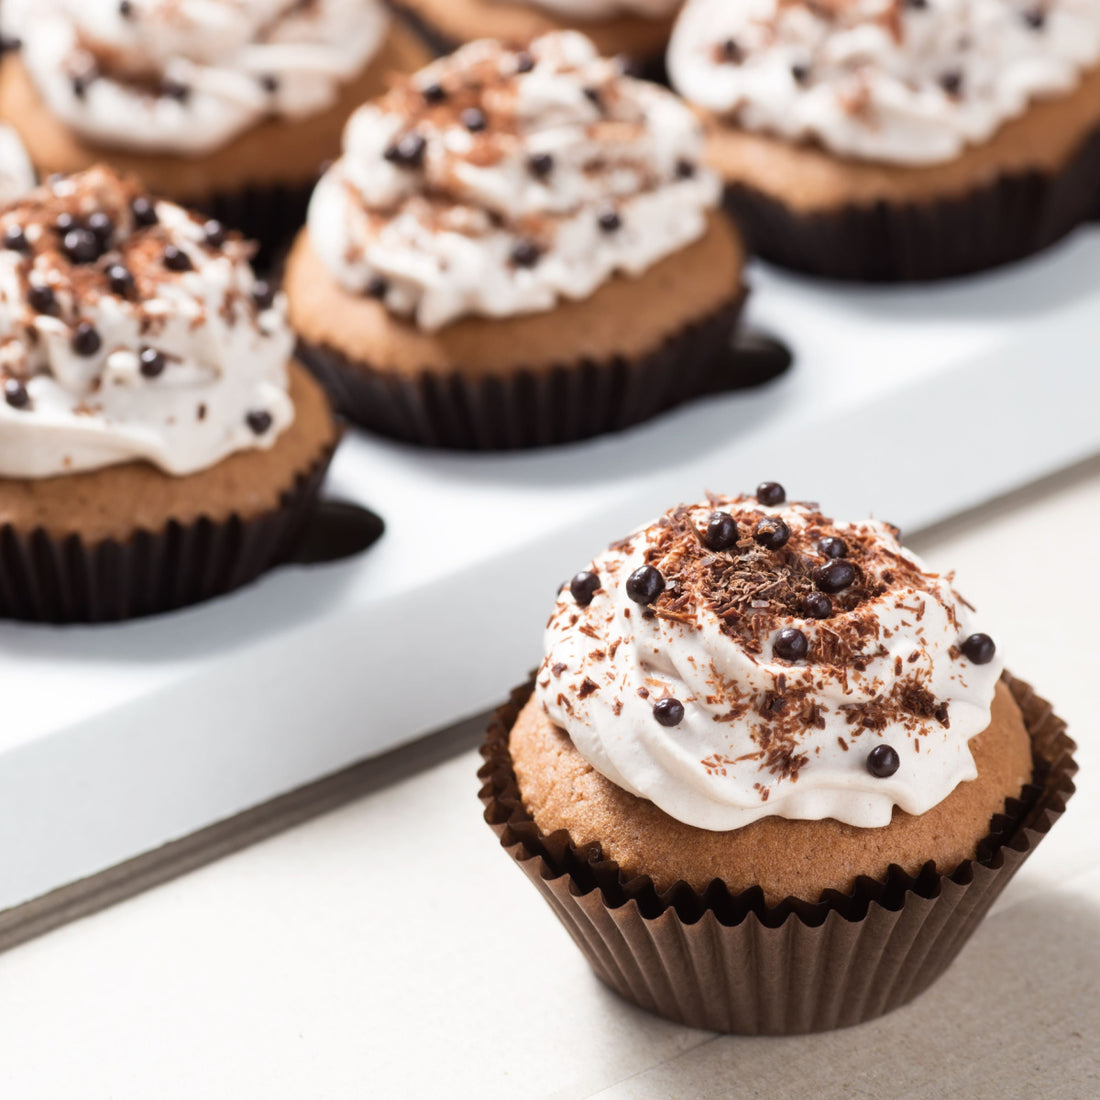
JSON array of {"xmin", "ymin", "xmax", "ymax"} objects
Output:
[
  {"xmin": 668, "ymin": 0, "xmax": 1100, "ymax": 164},
  {"xmin": 307, "ymin": 31, "xmax": 720, "ymax": 331},
  {"xmin": 4, "ymin": 0, "xmax": 390, "ymax": 156},
  {"xmin": 518, "ymin": 0, "xmax": 680, "ymax": 18},
  {"xmin": 0, "ymin": 166, "xmax": 294, "ymax": 479},
  {"xmin": 538, "ymin": 486, "xmax": 1004, "ymax": 831}
]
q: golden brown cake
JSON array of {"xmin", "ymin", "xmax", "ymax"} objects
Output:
[
  {"xmin": 0, "ymin": 168, "xmax": 339, "ymax": 621},
  {"xmin": 287, "ymin": 32, "xmax": 747, "ymax": 449},
  {"xmin": 668, "ymin": 0, "xmax": 1100, "ymax": 279}
]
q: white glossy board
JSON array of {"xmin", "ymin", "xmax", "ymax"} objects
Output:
[{"xmin": 2, "ymin": 229, "xmax": 1099, "ymax": 915}]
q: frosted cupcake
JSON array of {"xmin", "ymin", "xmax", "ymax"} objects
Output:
[
  {"xmin": 481, "ymin": 485, "xmax": 1076, "ymax": 1032},
  {"xmin": 668, "ymin": 0, "xmax": 1100, "ymax": 280},
  {"xmin": 0, "ymin": 166, "xmax": 338, "ymax": 622},
  {"xmin": 390, "ymin": 0, "xmax": 681, "ymax": 79},
  {"xmin": 286, "ymin": 32, "xmax": 746, "ymax": 449},
  {"xmin": 0, "ymin": 0, "xmax": 427, "ymax": 253}
]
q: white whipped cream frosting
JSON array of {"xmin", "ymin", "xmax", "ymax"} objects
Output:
[
  {"xmin": 668, "ymin": 0, "xmax": 1100, "ymax": 165},
  {"xmin": 500, "ymin": 0, "xmax": 680, "ymax": 21},
  {"xmin": 4, "ymin": 0, "xmax": 390, "ymax": 156},
  {"xmin": 0, "ymin": 167, "xmax": 294, "ymax": 479},
  {"xmin": 0, "ymin": 125, "xmax": 35, "ymax": 204},
  {"xmin": 538, "ymin": 494, "xmax": 1004, "ymax": 831},
  {"xmin": 308, "ymin": 31, "xmax": 719, "ymax": 331}
]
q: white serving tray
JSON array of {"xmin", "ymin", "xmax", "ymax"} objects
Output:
[{"xmin": 3, "ymin": 227, "xmax": 1100, "ymax": 917}]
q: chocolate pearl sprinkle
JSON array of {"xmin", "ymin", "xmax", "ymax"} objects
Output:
[
  {"xmin": 162, "ymin": 244, "xmax": 193, "ymax": 272},
  {"xmin": 366, "ymin": 275, "xmax": 389, "ymax": 300},
  {"xmin": 756, "ymin": 481, "xmax": 786, "ymax": 506},
  {"xmin": 259, "ymin": 74, "xmax": 279, "ymax": 94},
  {"xmin": 675, "ymin": 160, "xmax": 696, "ymax": 180},
  {"xmin": 866, "ymin": 744, "xmax": 900, "ymax": 778},
  {"xmin": 119, "ymin": 0, "xmax": 133, "ymax": 16},
  {"xmin": 252, "ymin": 280, "xmax": 276, "ymax": 310},
  {"xmin": 773, "ymin": 627, "xmax": 808, "ymax": 661},
  {"xmin": 702, "ymin": 511, "xmax": 738, "ymax": 551},
  {"xmin": 246, "ymin": 410, "xmax": 273, "ymax": 435},
  {"xmin": 1023, "ymin": 7, "xmax": 1046, "ymax": 29},
  {"xmin": 515, "ymin": 51, "xmax": 535, "ymax": 74},
  {"xmin": 161, "ymin": 79, "xmax": 191, "ymax": 102},
  {"xmin": 107, "ymin": 263, "xmax": 135, "ymax": 298},
  {"xmin": 131, "ymin": 196, "xmax": 158, "ymax": 227},
  {"xmin": 569, "ymin": 571, "xmax": 601, "ymax": 607},
  {"xmin": 422, "ymin": 82, "xmax": 447, "ymax": 104},
  {"xmin": 754, "ymin": 517, "xmax": 790, "ymax": 550},
  {"xmin": 653, "ymin": 697, "xmax": 684, "ymax": 727},
  {"xmin": 815, "ymin": 559, "xmax": 856, "ymax": 593},
  {"xmin": 511, "ymin": 240, "xmax": 540, "ymax": 269},
  {"xmin": 803, "ymin": 592, "xmax": 832, "ymax": 620},
  {"xmin": 4, "ymin": 377, "xmax": 29, "ymax": 409},
  {"xmin": 3, "ymin": 225, "xmax": 28, "ymax": 253},
  {"xmin": 71, "ymin": 321, "xmax": 101, "ymax": 357},
  {"xmin": 625, "ymin": 564, "xmax": 665, "ymax": 605},
  {"xmin": 63, "ymin": 227, "xmax": 101, "ymax": 265},
  {"xmin": 791, "ymin": 63, "xmax": 810, "ymax": 84},
  {"xmin": 940, "ymin": 71, "xmax": 963, "ymax": 96},
  {"xmin": 528, "ymin": 152, "xmax": 554, "ymax": 179},
  {"xmin": 597, "ymin": 209, "xmax": 622, "ymax": 233},
  {"xmin": 818, "ymin": 536, "xmax": 848, "ymax": 559},
  {"xmin": 139, "ymin": 347, "xmax": 166, "ymax": 378},
  {"xmin": 461, "ymin": 107, "xmax": 488, "ymax": 132},
  {"xmin": 960, "ymin": 633, "xmax": 996, "ymax": 665},
  {"xmin": 203, "ymin": 219, "xmax": 226, "ymax": 248},
  {"xmin": 87, "ymin": 211, "xmax": 113, "ymax": 245},
  {"xmin": 27, "ymin": 281, "xmax": 57, "ymax": 314},
  {"xmin": 384, "ymin": 132, "xmax": 427, "ymax": 169},
  {"xmin": 721, "ymin": 39, "xmax": 743, "ymax": 63}
]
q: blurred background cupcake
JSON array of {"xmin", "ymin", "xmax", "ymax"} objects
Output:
[
  {"xmin": 668, "ymin": 0, "xmax": 1100, "ymax": 280},
  {"xmin": 481, "ymin": 485, "xmax": 1076, "ymax": 1033},
  {"xmin": 388, "ymin": 0, "xmax": 682, "ymax": 79},
  {"xmin": 286, "ymin": 31, "xmax": 747, "ymax": 450},
  {"xmin": 0, "ymin": 166, "xmax": 339, "ymax": 623},
  {"xmin": 0, "ymin": 0, "xmax": 427, "ymax": 257}
]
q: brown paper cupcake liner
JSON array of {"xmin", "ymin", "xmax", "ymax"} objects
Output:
[
  {"xmin": 724, "ymin": 122, "xmax": 1100, "ymax": 281},
  {"xmin": 479, "ymin": 674, "xmax": 1076, "ymax": 1034},
  {"xmin": 0, "ymin": 445, "xmax": 336, "ymax": 624},
  {"xmin": 386, "ymin": 1, "xmax": 669, "ymax": 82},
  {"xmin": 296, "ymin": 295, "xmax": 747, "ymax": 450}
]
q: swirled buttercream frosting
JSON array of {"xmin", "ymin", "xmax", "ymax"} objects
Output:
[
  {"xmin": 307, "ymin": 31, "xmax": 719, "ymax": 331},
  {"xmin": 3, "ymin": 0, "xmax": 390, "ymax": 156},
  {"xmin": 537, "ymin": 490, "xmax": 1005, "ymax": 830},
  {"xmin": 668, "ymin": 0, "xmax": 1100, "ymax": 165},
  {"xmin": 0, "ymin": 166, "xmax": 294, "ymax": 479}
]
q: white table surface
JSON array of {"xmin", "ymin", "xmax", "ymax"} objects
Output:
[{"xmin": 1, "ymin": 460, "xmax": 1098, "ymax": 1100}]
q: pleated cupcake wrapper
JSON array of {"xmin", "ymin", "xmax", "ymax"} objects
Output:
[
  {"xmin": 0, "ymin": 445, "xmax": 335, "ymax": 624},
  {"xmin": 388, "ymin": 1, "xmax": 669, "ymax": 80},
  {"xmin": 479, "ymin": 674, "xmax": 1076, "ymax": 1035},
  {"xmin": 297, "ymin": 294, "xmax": 745, "ymax": 450},
  {"xmin": 724, "ymin": 122, "xmax": 1100, "ymax": 281}
]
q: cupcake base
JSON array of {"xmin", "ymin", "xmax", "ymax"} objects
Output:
[
  {"xmin": 480, "ymin": 675, "xmax": 1076, "ymax": 1035},
  {"xmin": 297, "ymin": 295, "xmax": 746, "ymax": 450},
  {"xmin": 722, "ymin": 122, "xmax": 1100, "ymax": 282},
  {"xmin": 0, "ymin": 444, "xmax": 334, "ymax": 624}
]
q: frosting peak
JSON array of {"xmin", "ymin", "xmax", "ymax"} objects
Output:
[
  {"xmin": 5, "ymin": 0, "xmax": 390, "ymax": 155},
  {"xmin": 668, "ymin": 0, "xmax": 1100, "ymax": 164},
  {"xmin": 0, "ymin": 167, "xmax": 294, "ymax": 479},
  {"xmin": 307, "ymin": 31, "xmax": 720, "ymax": 331},
  {"xmin": 538, "ymin": 492, "xmax": 1004, "ymax": 831}
]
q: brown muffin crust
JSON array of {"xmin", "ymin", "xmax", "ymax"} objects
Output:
[
  {"xmin": 705, "ymin": 63, "xmax": 1100, "ymax": 211},
  {"xmin": 510, "ymin": 679, "xmax": 1034, "ymax": 905},
  {"xmin": 285, "ymin": 211, "xmax": 744, "ymax": 378},
  {"xmin": 391, "ymin": 0, "xmax": 676, "ymax": 60},
  {"xmin": 0, "ymin": 24, "xmax": 429, "ymax": 201},
  {"xmin": 0, "ymin": 362, "xmax": 336, "ymax": 544}
]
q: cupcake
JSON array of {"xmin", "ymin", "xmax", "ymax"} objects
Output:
[
  {"xmin": 481, "ymin": 486, "xmax": 1076, "ymax": 1033},
  {"xmin": 389, "ymin": 0, "xmax": 681, "ymax": 79},
  {"xmin": 0, "ymin": 166, "xmax": 339, "ymax": 623},
  {"xmin": 0, "ymin": 0, "xmax": 427, "ymax": 256},
  {"xmin": 286, "ymin": 31, "xmax": 747, "ymax": 450},
  {"xmin": 667, "ymin": 0, "xmax": 1100, "ymax": 280}
]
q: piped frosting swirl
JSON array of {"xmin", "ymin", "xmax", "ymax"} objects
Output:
[
  {"xmin": 538, "ymin": 491, "xmax": 1004, "ymax": 831},
  {"xmin": 4, "ymin": 0, "xmax": 390, "ymax": 156},
  {"xmin": 668, "ymin": 0, "xmax": 1100, "ymax": 165},
  {"xmin": 0, "ymin": 166, "xmax": 294, "ymax": 479},
  {"xmin": 307, "ymin": 31, "xmax": 719, "ymax": 331}
]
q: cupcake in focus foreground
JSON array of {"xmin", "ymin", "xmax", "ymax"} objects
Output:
[
  {"xmin": 389, "ymin": 0, "xmax": 681, "ymax": 79},
  {"xmin": 0, "ymin": 167, "xmax": 338, "ymax": 623},
  {"xmin": 286, "ymin": 31, "xmax": 746, "ymax": 450},
  {"xmin": 0, "ymin": 0, "xmax": 427, "ymax": 254},
  {"xmin": 481, "ymin": 485, "xmax": 1076, "ymax": 1033},
  {"xmin": 668, "ymin": 0, "xmax": 1100, "ymax": 280}
]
